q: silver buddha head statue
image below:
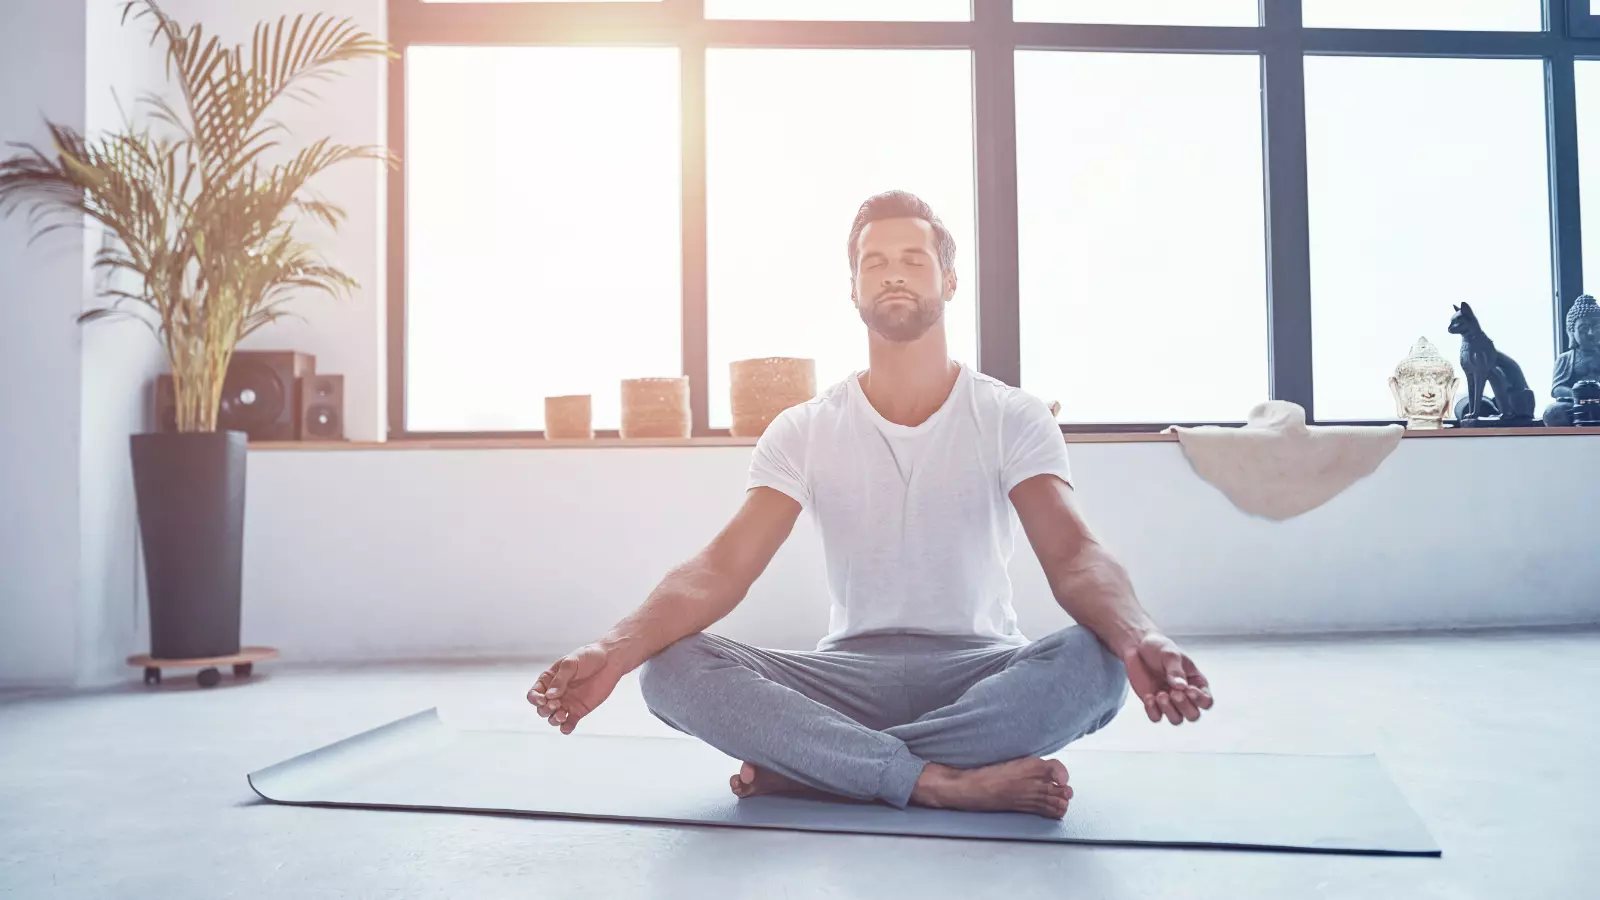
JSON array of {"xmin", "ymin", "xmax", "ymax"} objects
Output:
[{"xmin": 1389, "ymin": 336, "xmax": 1461, "ymax": 428}]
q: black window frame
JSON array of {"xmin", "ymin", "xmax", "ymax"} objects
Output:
[
  {"xmin": 1573, "ymin": 0, "xmax": 1600, "ymax": 37},
  {"xmin": 386, "ymin": 0, "xmax": 1594, "ymax": 439}
]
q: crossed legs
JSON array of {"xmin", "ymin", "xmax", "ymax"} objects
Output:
[{"xmin": 638, "ymin": 626, "xmax": 1128, "ymax": 813}]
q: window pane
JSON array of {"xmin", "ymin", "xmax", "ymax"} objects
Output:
[
  {"xmin": 706, "ymin": 50, "xmax": 977, "ymax": 429},
  {"xmin": 1013, "ymin": 0, "xmax": 1258, "ymax": 26},
  {"xmin": 1302, "ymin": 1, "xmax": 1541, "ymax": 31},
  {"xmin": 1305, "ymin": 57, "xmax": 1552, "ymax": 421},
  {"xmin": 1580, "ymin": 61, "xmax": 1600, "ymax": 307},
  {"xmin": 706, "ymin": 1, "xmax": 970, "ymax": 21},
  {"xmin": 1016, "ymin": 51, "xmax": 1268, "ymax": 423},
  {"xmin": 406, "ymin": 46, "xmax": 681, "ymax": 432}
]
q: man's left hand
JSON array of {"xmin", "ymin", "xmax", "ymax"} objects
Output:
[{"xmin": 1120, "ymin": 632, "xmax": 1214, "ymax": 725}]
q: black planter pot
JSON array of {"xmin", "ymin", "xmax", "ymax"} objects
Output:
[{"xmin": 130, "ymin": 430, "xmax": 248, "ymax": 659}]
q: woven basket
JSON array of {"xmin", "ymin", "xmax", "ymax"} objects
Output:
[
  {"xmin": 543, "ymin": 395, "xmax": 593, "ymax": 440},
  {"xmin": 620, "ymin": 377, "xmax": 691, "ymax": 439},
  {"xmin": 730, "ymin": 357, "xmax": 816, "ymax": 438}
]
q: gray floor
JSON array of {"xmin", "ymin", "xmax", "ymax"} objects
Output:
[{"xmin": 2, "ymin": 626, "xmax": 1594, "ymax": 900}]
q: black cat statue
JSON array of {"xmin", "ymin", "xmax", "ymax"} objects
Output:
[{"xmin": 1447, "ymin": 301, "xmax": 1539, "ymax": 427}]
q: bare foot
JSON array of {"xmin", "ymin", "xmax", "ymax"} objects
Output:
[
  {"xmin": 911, "ymin": 758, "xmax": 1073, "ymax": 819},
  {"xmin": 729, "ymin": 762, "xmax": 827, "ymax": 799}
]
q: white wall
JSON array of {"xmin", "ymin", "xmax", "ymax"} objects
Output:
[
  {"xmin": 0, "ymin": 0, "xmax": 170, "ymax": 689},
  {"xmin": 0, "ymin": 0, "xmax": 88, "ymax": 687},
  {"xmin": 74, "ymin": 0, "xmax": 170, "ymax": 688},
  {"xmin": 237, "ymin": 435, "xmax": 1600, "ymax": 664}
]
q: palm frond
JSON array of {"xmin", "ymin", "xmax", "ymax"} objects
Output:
[
  {"xmin": 292, "ymin": 196, "xmax": 347, "ymax": 229},
  {"xmin": 4, "ymin": 2, "xmax": 395, "ymax": 432},
  {"xmin": 78, "ymin": 308, "xmax": 124, "ymax": 324},
  {"xmin": 121, "ymin": 1, "xmax": 394, "ymax": 181}
]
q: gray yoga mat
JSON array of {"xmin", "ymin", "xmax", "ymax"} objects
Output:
[{"xmin": 247, "ymin": 708, "xmax": 1440, "ymax": 856}]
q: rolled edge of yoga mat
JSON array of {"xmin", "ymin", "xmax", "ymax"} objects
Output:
[{"xmin": 249, "ymin": 707, "xmax": 457, "ymax": 802}]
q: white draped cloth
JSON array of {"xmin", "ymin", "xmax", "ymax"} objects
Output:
[{"xmin": 1167, "ymin": 401, "xmax": 1404, "ymax": 520}]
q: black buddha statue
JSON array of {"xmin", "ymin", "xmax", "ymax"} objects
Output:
[{"xmin": 1543, "ymin": 294, "xmax": 1600, "ymax": 426}]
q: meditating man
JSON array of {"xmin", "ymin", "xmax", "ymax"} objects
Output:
[{"xmin": 528, "ymin": 190, "xmax": 1215, "ymax": 819}]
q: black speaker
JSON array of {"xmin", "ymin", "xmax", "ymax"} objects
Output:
[
  {"xmin": 299, "ymin": 374, "xmax": 345, "ymax": 440},
  {"xmin": 152, "ymin": 352, "xmax": 316, "ymax": 438},
  {"xmin": 219, "ymin": 351, "xmax": 316, "ymax": 440}
]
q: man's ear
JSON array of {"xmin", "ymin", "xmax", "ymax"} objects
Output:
[{"xmin": 944, "ymin": 266, "xmax": 958, "ymax": 300}]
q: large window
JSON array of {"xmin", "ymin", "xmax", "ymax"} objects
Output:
[
  {"xmin": 1580, "ymin": 60, "xmax": 1600, "ymax": 293},
  {"xmin": 705, "ymin": 49, "xmax": 977, "ymax": 429},
  {"xmin": 1305, "ymin": 56, "xmax": 1554, "ymax": 421},
  {"xmin": 390, "ymin": 0, "xmax": 1600, "ymax": 436},
  {"xmin": 706, "ymin": 0, "xmax": 971, "ymax": 21},
  {"xmin": 1012, "ymin": 0, "xmax": 1258, "ymax": 26},
  {"xmin": 1016, "ymin": 50, "xmax": 1268, "ymax": 423},
  {"xmin": 1300, "ymin": 1, "xmax": 1543, "ymax": 32},
  {"xmin": 405, "ymin": 46, "xmax": 681, "ymax": 432}
]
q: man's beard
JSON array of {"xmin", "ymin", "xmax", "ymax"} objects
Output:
[{"xmin": 859, "ymin": 290, "xmax": 945, "ymax": 343}]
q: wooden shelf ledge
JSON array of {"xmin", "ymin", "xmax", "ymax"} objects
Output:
[{"xmin": 249, "ymin": 426, "xmax": 1600, "ymax": 451}]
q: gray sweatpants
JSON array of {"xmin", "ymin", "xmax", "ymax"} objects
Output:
[{"xmin": 637, "ymin": 625, "xmax": 1129, "ymax": 809}]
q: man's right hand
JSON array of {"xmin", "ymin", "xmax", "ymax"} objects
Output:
[{"xmin": 527, "ymin": 643, "xmax": 622, "ymax": 735}]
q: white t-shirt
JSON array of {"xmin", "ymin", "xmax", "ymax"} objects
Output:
[{"xmin": 747, "ymin": 360, "xmax": 1074, "ymax": 651}]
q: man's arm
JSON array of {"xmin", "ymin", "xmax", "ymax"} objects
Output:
[
  {"xmin": 1009, "ymin": 473, "xmax": 1214, "ymax": 725},
  {"xmin": 1007, "ymin": 474, "xmax": 1154, "ymax": 658},
  {"xmin": 529, "ymin": 486, "xmax": 802, "ymax": 734},
  {"xmin": 598, "ymin": 486, "xmax": 803, "ymax": 674}
]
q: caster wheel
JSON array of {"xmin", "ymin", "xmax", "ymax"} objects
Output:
[
  {"xmin": 144, "ymin": 667, "xmax": 161, "ymax": 686},
  {"xmin": 233, "ymin": 662, "xmax": 253, "ymax": 678},
  {"xmin": 197, "ymin": 667, "xmax": 221, "ymax": 688}
]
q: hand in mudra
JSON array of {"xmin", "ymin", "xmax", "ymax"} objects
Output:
[
  {"xmin": 527, "ymin": 643, "xmax": 622, "ymax": 735},
  {"xmin": 1121, "ymin": 632, "xmax": 1214, "ymax": 725}
]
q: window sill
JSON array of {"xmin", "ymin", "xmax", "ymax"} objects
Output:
[
  {"xmin": 247, "ymin": 426, "xmax": 1600, "ymax": 450},
  {"xmin": 1069, "ymin": 425, "xmax": 1600, "ymax": 442}
]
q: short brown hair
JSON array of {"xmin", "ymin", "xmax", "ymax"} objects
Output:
[{"xmin": 846, "ymin": 190, "xmax": 957, "ymax": 279}]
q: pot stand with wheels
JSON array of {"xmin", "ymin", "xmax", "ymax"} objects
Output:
[{"xmin": 127, "ymin": 646, "xmax": 279, "ymax": 688}]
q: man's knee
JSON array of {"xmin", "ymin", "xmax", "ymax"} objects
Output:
[
  {"xmin": 1037, "ymin": 626, "xmax": 1129, "ymax": 728},
  {"xmin": 637, "ymin": 631, "xmax": 713, "ymax": 713}
]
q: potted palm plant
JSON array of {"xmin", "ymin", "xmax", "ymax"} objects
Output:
[{"xmin": 0, "ymin": 1, "xmax": 394, "ymax": 660}]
